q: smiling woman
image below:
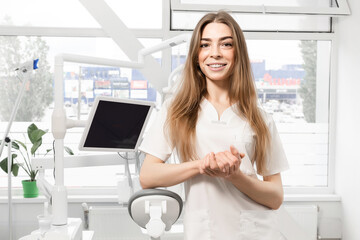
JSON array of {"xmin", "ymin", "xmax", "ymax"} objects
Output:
[{"xmin": 139, "ymin": 11, "xmax": 290, "ymax": 239}]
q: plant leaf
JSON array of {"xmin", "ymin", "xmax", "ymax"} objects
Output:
[
  {"xmin": 14, "ymin": 140, "xmax": 27, "ymax": 151},
  {"xmin": 0, "ymin": 140, "xmax": 16, "ymax": 149},
  {"xmin": 0, "ymin": 154, "xmax": 18, "ymax": 174},
  {"xmin": 11, "ymin": 141, "xmax": 20, "ymax": 150},
  {"xmin": 27, "ymin": 123, "xmax": 38, "ymax": 143},
  {"xmin": 31, "ymin": 139, "xmax": 42, "ymax": 155},
  {"xmin": 44, "ymin": 149, "xmax": 53, "ymax": 156},
  {"xmin": 28, "ymin": 126, "xmax": 48, "ymax": 144},
  {"xmin": 64, "ymin": 146, "xmax": 74, "ymax": 155},
  {"xmin": 12, "ymin": 163, "xmax": 19, "ymax": 176},
  {"xmin": 0, "ymin": 158, "xmax": 7, "ymax": 173}
]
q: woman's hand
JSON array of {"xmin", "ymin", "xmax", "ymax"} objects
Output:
[
  {"xmin": 199, "ymin": 152, "xmax": 219, "ymax": 177},
  {"xmin": 215, "ymin": 145, "xmax": 244, "ymax": 177},
  {"xmin": 199, "ymin": 146, "xmax": 245, "ymax": 178}
]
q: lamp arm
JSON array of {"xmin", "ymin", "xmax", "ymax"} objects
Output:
[
  {"xmin": 138, "ymin": 34, "xmax": 191, "ymax": 64},
  {"xmin": 163, "ymin": 64, "xmax": 185, "ymax": 95},
  {"xmin": 0, "ymin": 69, "xmax": 31, "ymax": 158}
]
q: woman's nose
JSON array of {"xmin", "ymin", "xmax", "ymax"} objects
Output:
[{"xmin": 210, "ymin": 45, "xmax": 221, "ymax": 58}]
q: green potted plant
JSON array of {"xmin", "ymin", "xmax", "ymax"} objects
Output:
[{"xmin": 0, "ymin": 123, "xmax": 73, "ymax": 198}]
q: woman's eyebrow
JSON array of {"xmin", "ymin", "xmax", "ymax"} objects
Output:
[
  {"xmin": 200, "ymin": 36, "xmax": 233, "ymax": 41},
  {"xmin": 220, "ymin": 36, "xmax": 233, "ymax": 41}
]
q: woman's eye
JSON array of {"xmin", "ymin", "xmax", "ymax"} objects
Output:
[
  {"xmin": 222, "ymin": 42, "xmax": 233, "ymax": 47},
  {"xmin": 200, "ymin": 43, "xmax": 209, "ymax": 48}
]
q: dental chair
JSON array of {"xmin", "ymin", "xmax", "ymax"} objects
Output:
[{"xmin": 128, "ymin": 189, "xmax": 183, "ymax": 240}]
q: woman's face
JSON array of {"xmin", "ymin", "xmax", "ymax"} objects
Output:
[{"xmin": 198, "ymin": 22, "xmax": 235, "ymax": 83}]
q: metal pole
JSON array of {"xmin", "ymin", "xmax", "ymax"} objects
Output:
[
  {"xmin": 52, "ymin": 56, "xmax": 68, "ymax": 225},
  {"xmin": 78, "ymin": 66, "xmax": 81, "ymax": 120},
  {"xmin": 7, "ymin": 137, "xmax": 12, "ymax": 240},
  {"xmin": 0, "ymin": 70, "xmax": 29, "ymax": 159}
]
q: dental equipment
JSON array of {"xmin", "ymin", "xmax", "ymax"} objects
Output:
[
  {"xmin": 82, "ymin": 203, "xmax": 90, "ymax": 230},
  {"xmin": 0, "ymin": 59, "xmax": 39, "ymax": 160},
  {"xmin": 30, "ymin": 96, "xmax": 156, "ymax": 239},
  {"xmin": 20, "ymin": 2, "xmax": 191, "ymax": 240},
  {"xmin": 128, "ymin": 189, "xmax": 183, "ymax": 240},
  {"xmin": 78, "ymin": 97, "xmax": 155, "ymax": 153},
  {"xmin": 50, "ymin": 32, "xmax": 190, "ymax": 227},
  {"xmin": 6, "ymin": 138, "xmax": 13, "ymax": 240},
  {"xmin": 0, "ymin": 59, "xmax": 38, "ymax": 240},
  {"xmin": 163, "ymin": 64, "xmax": 184, "ymax": 97}
]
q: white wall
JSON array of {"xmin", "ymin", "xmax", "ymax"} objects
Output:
[{"xmin": 335, "ymin": 0, "xmax": 360, "ymax": 239}]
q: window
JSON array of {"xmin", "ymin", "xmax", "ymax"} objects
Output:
[
  {"xmin": 0, "ymin": 0, "xmax": 162, "ymax": 29},
  {"xmin": 0, "ymin": 36, "xmax": 162, "ymax": 192},
  {"xmin": 179, "ymin": 0, "xmax": 333, "ymax": 7},
  {"xmin": 170, "ymin": 0, "xmax": 350, "ymax": 31},
  {"xmin": 171, "ymin": 0, "xmax": 350, "ymax": 16},
  {"xmin": 0, "ymin": 0, "xmax": 99, "ymax": 28},
  {"xmin": 172, "ymin": 12, "xmax": 331, "ymax": 32},
  {"xmin": 0, "ymin": 0, "xmax": 339, "ymax": 195},
  {"xmin": 246, "ymin": 40, "xmax": 331, "ymax": 188}
]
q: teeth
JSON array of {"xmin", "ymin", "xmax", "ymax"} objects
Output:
[{"xmin": 209, "ymin": 64, "xmax": 225, "ymax": 68}]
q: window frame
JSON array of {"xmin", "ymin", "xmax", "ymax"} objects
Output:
[
  {"xmin": 0, "ymin": 0, "xmax": 338, "ymax": 196},
  {"xmin": 170, "ymin": 0, "xmax": 351, "ymax": 16}
]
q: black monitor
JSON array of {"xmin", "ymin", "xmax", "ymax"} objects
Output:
[{"xmin": 79, "ymin": 96, "xmax": 155, "ymax": 152}]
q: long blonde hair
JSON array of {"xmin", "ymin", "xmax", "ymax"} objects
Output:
[{"xmin": 166, "ymin": 11, "xmax": 270, "ymax": 174}]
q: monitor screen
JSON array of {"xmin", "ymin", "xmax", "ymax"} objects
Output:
[{"xmin": 79, "ymin": 96, "xmax": 155, "ymax": 152}]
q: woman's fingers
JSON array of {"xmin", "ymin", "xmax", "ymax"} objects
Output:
[
  {"xmin": 200, "ymin": 148, "xmax": 245, "ymax": 177},
  {"xmin": 213, "ymin": 146, "xmax": 246, "ymax": 176},
  {"xmin": 223, "ymin": 151, "xmax": 238, "ymax": 174},
  {"xmin": 204, "ymin": 168, "xmax": 217, "ymax": 177},
  {"xmin": 230, "ymin": 145, "xmax": 244, "ymax": 164},
  {"xmin": 215, "ymin": 152, "xmax": 230, "ymax": 174},
  {"xmin": 209, "ymin": 152, "xmax": 219, "ymax": 171},
  {"xmin": 216, "ymin": 151, "xmax": 239, "ymax": 175},
  {"xmin": 230, "ymin": 145, "xmax": 239, "ymax": 155},
  {"xmin": 200, "ymin": 153, "xmax": 219, "ymax": 176}
]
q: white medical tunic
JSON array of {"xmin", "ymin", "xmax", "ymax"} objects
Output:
[{"xmin": 139, "ymin": 98, "xmax": 289, "ymax": 240}]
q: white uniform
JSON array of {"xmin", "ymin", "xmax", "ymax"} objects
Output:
[{"xmin": 139, "ymin": 98, "xmax": 289, "ymax": 240}]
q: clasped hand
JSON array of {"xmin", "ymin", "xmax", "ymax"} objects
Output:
[{"xmin": 199, "ymin": 145, "xmax": 245, "ymax": 178}]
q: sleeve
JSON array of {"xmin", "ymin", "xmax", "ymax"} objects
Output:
[
  {"xmin": 138, "ymin": 99, "xmax": 173, "ymax": 162},
  {"xmin": 260, "ymin": 113, "xmax": 290, "ymax": 177}
]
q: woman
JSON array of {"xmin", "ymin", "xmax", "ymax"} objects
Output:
[{"xmin": 139, "ymin": 11, "xmax": 289, "ymax": 239}]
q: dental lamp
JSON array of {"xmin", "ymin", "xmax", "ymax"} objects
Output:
[
  {"xmin": 0, "ymin": 59, "xmax": 39, "ymax": 158},
  {"xmin": 0, "ymin": 59, "xmax": 38, "ymax": 240},
  {"xmin": 128, "ymin": 189, "xmax": 183, "ymax": 240}
]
